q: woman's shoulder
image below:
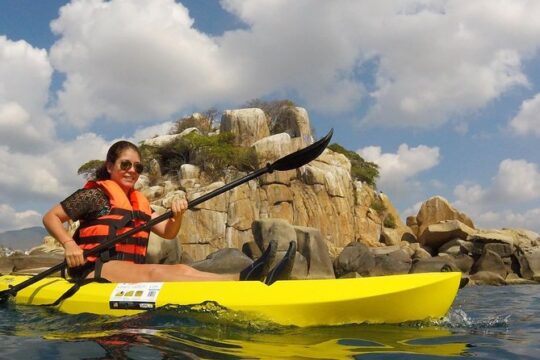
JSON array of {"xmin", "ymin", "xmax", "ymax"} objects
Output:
[{"xmin": 61, "ymin": 187, "xmax": 110, "ymax": 221}]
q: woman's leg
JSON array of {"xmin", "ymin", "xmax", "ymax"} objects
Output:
[{"xmin": 96, "ymin": 261, "xmax": 239, "ymax": 282}]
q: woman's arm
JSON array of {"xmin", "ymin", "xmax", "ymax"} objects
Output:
[
  {"xmin": 151, "ymin": 198, "xmax": 188, "ymax": 239},
  {"xmin": 42, "ymin": 204, "xmax": 85, "ymax": 267}
]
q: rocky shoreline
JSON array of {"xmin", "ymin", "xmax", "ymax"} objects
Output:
[{"xmin": 1, "ymin": 106, "xmax": 539, "ymax": 286}]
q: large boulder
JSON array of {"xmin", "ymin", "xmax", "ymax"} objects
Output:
[
  {"xmin": 453, "ymin": 254, "xmax": 475, "ymax": 273},
  {"xmin": 252, "ymin": 218, "xmax": 297, "ymax": 251},
  {"xmin": 415, "ymin": 196, "xmax": 475, "ymax": 238},
  {"xmin": 28, "ymin": 235, "xmax": 64, "ymax": 255},
  {"xmin": 438, "ymin": 238, "xmax": 473, "ymax": 257},
  {"xmin": 333, "ymin": 242, "xmax": 375, "ymax": 278},
  {"xmin": 273, "ymin": 106, "xmax": 313, "ymax": 146},
  {"xmin": 141, "ymin": 133, "xmax": 183, "ymax": 147},
  {"xmin": 418, "ymin": 220, "xmax": 476, "ymax": 250},
  {"xmin": 145, "ymin": 232, "xmax": 182, "ymax": 265},
  {"xmin": 470, "ymin": 249, "xmax": 508, "ymax": 278},
  {"xmin": 370, "ymin": 246, "xmax": 412, "ymax": 276},
  {"xmin": 294, "ymin": 226, "xmax": 334, "ymax": 279},
  {"xmin": 252, "ymin": 133, "xmax": 296, "ymax": 185},
  {"xmin": 516, "ymin": 248, "xmax": 540, "ymax": 281},
  {"xmin": 410, "ymin": 256, "xmax": 460, "ymax": 273},
  {"xmin": 220, "ymin": 108, "xmax": 270, "ymax": 147}
]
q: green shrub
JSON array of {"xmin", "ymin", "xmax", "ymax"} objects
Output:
[
  {"xmin": 370, "ymin": 198, "xmax": 386, "ymax": 214},
  {"xmin": 77, "ymin": 159, "xmax": 104, "ymax": 180},
  {"xmin": 383, "ymin": 214, "xmax": 397, "ymax": 229},
  {"xmin": 156, "ymin": 132, "xmax": 257, "ymax": 180},
  {"xmin": 169, "ymin": 109, "xmax": 215, "ymax": 135},
  {"xmin": 243, "ymin": 99, "xmax": 295, "ymax": 120},
  {"xmin": 328, "ymin": 143, "xmax": 379, "ymax": 187}
]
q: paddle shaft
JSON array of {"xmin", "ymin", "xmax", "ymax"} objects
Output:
[{"xmin": 1, "ymin": 164, "xmax": 273, "ymax": 298}]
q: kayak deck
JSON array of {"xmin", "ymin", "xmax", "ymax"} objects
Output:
[{"xmin": 0, "ymin": 272, "xmax": 461, "ymax": 327}]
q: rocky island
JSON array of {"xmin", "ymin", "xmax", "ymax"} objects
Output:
[{"xmin": 1, "ymin": 106, "xmax": 539, "ymax": 286}]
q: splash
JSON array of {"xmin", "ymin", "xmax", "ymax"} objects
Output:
[{"xmin": 417, "ymin": 307, "xmax": 512, "ymax": 334}]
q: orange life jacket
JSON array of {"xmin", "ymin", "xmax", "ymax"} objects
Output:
[{"xmin": 73, "ymin": 180, "xmax": 152, "ymax": 264}]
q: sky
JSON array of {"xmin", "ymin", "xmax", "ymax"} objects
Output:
[{"xmin": 1, "ymin": 0, "xmax": 540, "ymax": 234}]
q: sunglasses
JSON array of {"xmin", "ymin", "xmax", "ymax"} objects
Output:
[{"xmin": 119, "ymin": 159, "xmax": 144, "ymax": 174}]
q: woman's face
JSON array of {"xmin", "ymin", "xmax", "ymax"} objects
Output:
[{"xmin": 106, "ymin": 148, "xmax": 142, "ymax": 193}]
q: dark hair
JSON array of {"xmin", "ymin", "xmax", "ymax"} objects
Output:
[{"xmin": 96, "ymin": 141, "xmax": 142, "ymax": 180}]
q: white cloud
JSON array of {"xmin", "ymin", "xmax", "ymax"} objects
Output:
[
  {"xmin": 47, "ymin": 1, "xmax": 540, "ymax": 129},
  {"xmin": 509, "ymin": 93, "xmax": 540, "ymax": 136},
  {"xmin": 0, "ymin": 36, "xmax": 55, "ymax": 152},
  {"xmin": 454, "ymin": 158, "xmax": 540, "ymax": 230},
  {"xmin": 357, "ymin": 143, "xmax": 440, "ymax": 199},
  {"xmin": 131, "ymin": 121, "xmax": 174, "ymax": 144},
  {"xmin": 50, "ymin": 0, "xmax": 229, "ymax": 127},
  {"xmin": 0, "ymin": 204, "xmax": 42, "ymax": 231},
  {"xmin": 473, "ymin": 208, "xmax": 540, "ymax": 232},
  {"xmin": 222, "ymin": 0, "xmax": 537, "ymax": 127},
  {"xmin": 0, "ymin": 133, "xmax": 111, "ymax": 231}
]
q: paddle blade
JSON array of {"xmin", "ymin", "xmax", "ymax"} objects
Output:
[{"xmin": 271, "ymin": 129, "xmax": 333, "ymax": 172}]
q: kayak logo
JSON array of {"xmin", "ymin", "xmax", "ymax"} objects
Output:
[{"xmin": 109, "ymin": 282, "xmax": 163, "ymax": 311}]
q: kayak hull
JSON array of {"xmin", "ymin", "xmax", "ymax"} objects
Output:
[{"xmin": 0, "ymin": 272, "xmax": 461, "ymax": 327}]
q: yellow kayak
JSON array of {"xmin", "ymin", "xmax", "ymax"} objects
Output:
[{"xmin": 0, "ymin": 272, "xmax": 461, "ymax": 327}]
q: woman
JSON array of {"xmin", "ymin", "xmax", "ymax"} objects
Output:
[{"xmin": 43, "ymin": 140, "xmax": 295, "ymax": 284}]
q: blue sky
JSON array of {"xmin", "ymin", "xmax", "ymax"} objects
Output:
[{"xmin": 1, "ymin": 0, "xmax": 540, "ymax": 234}]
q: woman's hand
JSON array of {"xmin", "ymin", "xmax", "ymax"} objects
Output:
[
  {"xmin": 170, "ymin": 198, "xmax": 188, "ymax": 223},
  {"xmin": 151, "ymin": 197, "xmax": 189, "ymax": 239},
  {"xmin": 64, "ymin": 240, "xmax": 85, "ymax": 268}
]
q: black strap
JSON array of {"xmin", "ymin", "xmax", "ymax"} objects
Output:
[
  {"xmin": 42, "ymin": 258, "xmax": 111, "ymax": 307},
  {"xmin": 42, "ymin": 265, "xmax": 96, "ymax": 307}
]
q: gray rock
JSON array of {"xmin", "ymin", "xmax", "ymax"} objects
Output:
[
  {"xmin": 191, "ymin": 248, "xmax": 253, "ymax": 274},
  {"xmin": 516, "ymin": 248, "xmax": 540, "ymax": 281},
  {"xmin": 252, "ymin": 218, "xmax": 297, "ymax": 251},
  {"xmin": 438, "ymin": 238, "xmax": 473, "ymax": 256},
  {"xmin": 241, "ymin": 241, "xmax": 262, "ymax": 259},
  {"xmin": 145, "ymin": 232, "xmax": 182, "ymax": 265},
  {"xmin": 453, "ymin": 254, "xmax": 474, "ymax": 273},
  {"xmin": 410, "ymin": 256, "xmax": 460, "ymax": 274},
  {"xmin": 409, "ymin": 243, "xmax": 432, "ymax": 260},
  {"xmin": 483, "ymin": 242, "xmax": 514, "ymax": 258},
  {"xmin": 471, "ymin": 249, "xmax": 508, "ymax": 278},
  {"xmin": 294, "ymin": 226, "xmax": 335, "ymax": 279},
  {"xmin": 333, "ymin": 242, "xmax": 375, "ymax": 278},
  {"xmin": 339, "ymin": 272, "xmax": 363, "ymax": 278},
  {"xmin": 371, "ymin": 248, "xmax": 412, "ymax": 276},
  {"xmin": 470, "ymin": 271, "xmax": 506, "ymax": 285},
  {"xmin": 289, "ymin": 251, "xmax": 308, "ymax": 280},
  {"xmin": 505, "ymin": 272, "xmax": 537, "ymax": 285}
]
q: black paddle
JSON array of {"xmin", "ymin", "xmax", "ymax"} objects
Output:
[{"xmin": 0, "ymin": 129, "xmax": 333, "ymax": 302}]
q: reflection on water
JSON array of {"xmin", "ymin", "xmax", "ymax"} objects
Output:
[
  {"xmin": 2, "ymin": 283, "xmax": 537, "ymax": 359},
  {"xmin": 2, "ymin": 253, "xmax": 539, "ymax": 357},
  {"xmin": 2, "ymin": 302, "xmax": 470, "ymax": 359}
]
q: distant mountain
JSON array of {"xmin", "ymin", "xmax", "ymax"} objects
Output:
[{"xmin": 0, "ymin": 226, "xmax": 48, "ymax": 250}]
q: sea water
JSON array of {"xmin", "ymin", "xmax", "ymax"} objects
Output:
[{"xmin": 0, "ymin": 284, "xmax": 539, "ymax": 359}]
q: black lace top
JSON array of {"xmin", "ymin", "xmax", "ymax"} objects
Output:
[{"xmin": 60, "ymin": 188, "xmax": 111, "ymax": 221}]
